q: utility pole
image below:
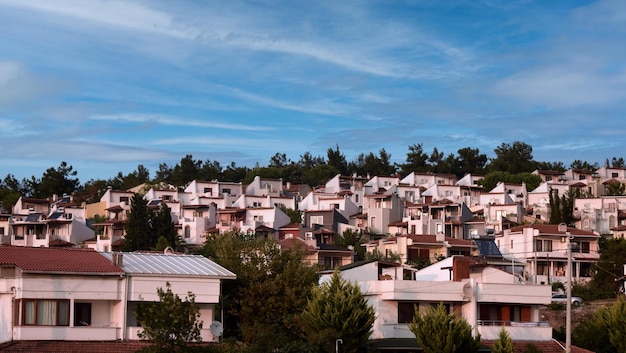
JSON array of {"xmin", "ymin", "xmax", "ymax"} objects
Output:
[{"xmin": 566, "ymin": 232, "xmax": 572, "ymax": 353}]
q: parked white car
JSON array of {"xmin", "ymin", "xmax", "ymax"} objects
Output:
[{"xmin": 551, "ymin": 293, "xmax": 583, "ymax": 307}]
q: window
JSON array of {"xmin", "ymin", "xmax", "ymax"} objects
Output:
[
  {"xmin": 64, "ymin": 213, "xmax": 72, "ymax": 220},
  {"xmin": 20, "ymin": 299, "xmax": 69, "ymax": 326},
  {"xmin": 398, "ymin": 302, "xmax": 418, "ymax": 323},
  {"xmin": 74, "ymin": 302, "xmax": 92, "ymax": 326},
  {"xmin": 0, "ymin": 227, "xmax": 4, "ymax": 235},
  {"xmin": 163, "ymin": 195, "xmax": 172, "ymax": 201},
  {"xmin": 203, "ymin": 187, "xmax": 212, "ymax": 194},
  {"xmin": 193, "ymin": 211, "xmax": 203, "ymax": 218},
  {"xmin": 322, "ymin": 256, "xmax": 342, "ymax": 270},
  {"xmin": 184, "ymin": 225, "xmax": 190, "ymax": 239},
  {"xmin": 576, "ymin": 241, "xmax": 590, "ymax": 254},
  {"xmin": 310, "ymin": 215, "xmax": 324, "ymax": 226},
  {"xmin": 222, "ymin": 188, "xmax": 231, "ymax": 195},
  {"xmin": 254, "ymin": 215, "xmax": 264, "ymax": 222},
  {"xmin": 612, "ymin": 172, "xmax": 619, "ymax": 178},
  {"xmin": 119, "ymin": 197, "xmax": 129, "ymax": 205},
  {"xmin": 534, "ymin": 239, "xmax": 552, "ymax": 252}
]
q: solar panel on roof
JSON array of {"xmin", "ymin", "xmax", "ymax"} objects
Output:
[
  {"xmin": 25, "ymin": 214, "xmax": 40, "ymax": 222},
  {"xmin": 48, "ymin": 212, "xmax": 63, "ymax": 219},
  {"xmin": 474, "ymin": 238, "xmax": 503, "ymax": 257}
]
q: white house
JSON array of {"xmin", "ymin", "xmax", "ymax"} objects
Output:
[
  {"xmin": 0, "ymin": 247, "xmax": 235, "ymax": 344},
  {"xmin": 498, "ymin": 224, "xmax": 600, "ymax": 285},
  {"xmin": 322, "ymin": 255, "xmax": 552, "ymax": 343}
]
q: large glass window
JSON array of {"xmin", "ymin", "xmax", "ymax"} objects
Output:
[
  {"xmin": 74, "ymin": 302, "xmax": 92, "ymax": 326},
  {"xmin": 20, "ymin": 299, "xmax": 70, "ymax": 326},
  {"xmin": 398, "ymin": 302, "xmax": 418, "ymax": 323}
]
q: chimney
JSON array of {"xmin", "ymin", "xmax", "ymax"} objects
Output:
[
  {"xmin": 111, "ymin": 253, "xmax": 123, "ymax": 267},
  {"xmin": 452, "ymin": 256, "xmax": 470, "ymax": 281}
]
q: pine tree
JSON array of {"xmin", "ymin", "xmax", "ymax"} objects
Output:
[
  {"xmin": 301, "ymin": 269, "xmax": 376, "ymax": 353},
  {"xmin": 122, "ymin": 193, "xmax": 154, "ymax": 251},
  {"xmin": 492, "ymin": 328, "xmax": 514, "ymax": 353},
  {"xmin": 408, "ymin": 303, "xmax": 481, "ymax": 353},
  {"xmin": 153, "ymin": 204, "xmax": 178, "ymax": 250}
]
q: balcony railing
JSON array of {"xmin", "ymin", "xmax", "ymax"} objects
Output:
[{"xmin": 477, "ymin": 320, "xmax": 550, "ymax": 328}]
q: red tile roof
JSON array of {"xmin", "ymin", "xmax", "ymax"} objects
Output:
[
  {"xmin": 0, "ymin": 246, "xmax": 123, "ymax": 274},
  {"xmin": 482, "ymin": 340, "xmax": 594, "ymax": 353},
  {"xmin": 0, "ymin": 341, "xmax": 215, "ymax": 352},
  {"xmin": 504, "ymin": 224, "xmax": 599, "ymax": 237}
]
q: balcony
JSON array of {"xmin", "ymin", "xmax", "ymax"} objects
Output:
[{"xmin": 477, "ymin": 320, "xmax": 552, "ymax": 340}]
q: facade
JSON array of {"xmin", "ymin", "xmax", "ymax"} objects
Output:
[
  {"xmin": 498, "ymin": 224, "xmax": 600, "ymax": 285},
  {"xmin": 0, "ymin": 247, "xmax": 235, "ymax": 344},
  {"xmin": 363, "ymin": 234, "xmax": 476, "ymax": 265},
  {"xmin": 322, "ymin": 256, "xmax": 552, "ymax": 342}
]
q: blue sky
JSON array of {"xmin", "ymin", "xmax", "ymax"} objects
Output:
[{"xmin": 1, "ymin": 0, "xmax": 626, "ymax": 182}]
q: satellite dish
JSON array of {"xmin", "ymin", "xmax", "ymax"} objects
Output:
[
  {"xmin": 462, "ymin": 282, "xmax": 473, "ymax": 300},
  {"xmin": 209, "ymin": 321, "xmax": 223, "ymax": 337}
]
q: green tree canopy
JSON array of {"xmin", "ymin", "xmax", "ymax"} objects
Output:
[
  {"xmin": 134, "ymin": 282, "xmax": 202, "ymax": 352},
  {"xmin": 153, "ymin": 204, "xmax": 179, "ymax": 250},
  {"xmin": 399, "ymin": 143, "xmax": 430, "ymax": 175},
  {"xmin": 277, "ymin": 204, "xmax": 302, "ymax": 224},
  {"xmin": 577, "ymin": 237, "xmax": 626, "ymax": 300},
  {"xmin": 457, "ymin": 147, "xmax": 488, "ymax": 176},
  {"xmin": 408, "ymin": 303, "xmax": 481, "ymax": 353},
  {"xmin": 477, "ymin": 171, "xmax": 542, "ymax": 192},
  {"xmin": 203, "ymin": 233, "xmax": 320, "ymax": 352},
  {"xmin": 122, "ymin": 193, "xmax": 156, "ymax": 251},
  {"xmin": 327, "ymin": 144, "xmax": 349, "ymax": 176},
  {"xmin": 333, "ymin": 229, "xmax": 366, "ymax": 261},
  {"xmin": 491, "ymin": 328, "xmax": 514, "ymax": 353},
  {"xmin": 488, "ymin": 141, "xmax": 537, "ymax": 174},
  {"xmin": 29, "ymin": 161, "xmax": 81, "ymax": 198},
  {"xmin": 573, "ymin": 297, "xmax": 626, "ymax": 353},
  {"xmin": 301, "ymin": 269, "xmax": 376, "ymax": 353}
]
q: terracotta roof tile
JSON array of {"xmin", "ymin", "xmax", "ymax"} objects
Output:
[
  {"xmin": 0, "ymin": 246, "xmax": 123, "ymax": 274},
  {"xmin": 0, "ymin": 341, "xmax": 214, "ymax": 353},
  {"xmin": 482, "ymin": 340, "xmax": 594, "ymax": 353}
]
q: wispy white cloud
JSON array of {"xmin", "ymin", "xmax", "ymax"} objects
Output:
[
  {"xmin": 0, "ymin": 0, "xmax": 476, "ymax": 80},
  {"xmin": 227, "ymin": 88, "xmax": 355, "ymax": 117},
  {"xmin": 0, "ymin": 60, "xmax": 63, "ymax": 107},
  {"xmin": 88, "ymin": 113, "xmax": 274, "ymax": 131},
  {"xmin": 153, "ymin": 137, "xmax": 281, "ymax": 148},
  {"xmin": 0, "ymin": 0, "xmax": 188, "ymax": 38},
  {"xmin": 494, "ymin": 67, "xmax": 626, "ymax": 107}
]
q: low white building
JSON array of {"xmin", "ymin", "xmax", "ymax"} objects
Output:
[
  {"xmin": 322, "ymin": 256, "xmax": 552, "ymax": 343},
  {"xmin": 0, "ymin": 247, "xmax": 235, "ymax": 344}
]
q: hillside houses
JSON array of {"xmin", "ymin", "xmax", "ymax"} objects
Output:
[
  {"xmin": 0, "ymin": 168, "xmax": 621, "ymax": 271},
  {"xmin": 0, "ymin": 168, "xmax": 620, "ymax": 352}
]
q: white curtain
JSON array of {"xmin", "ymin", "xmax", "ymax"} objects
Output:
[
  {"xmin": 37, "ymin": 300, "xmax": 57, "ymax": 325},
  {"xmin": 23, "ymin": 301, "xmax": 35, "ymax": 325},
  {"xmin": 57, "ymin": 301, "xmax": 69, "ymax": 326}
]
